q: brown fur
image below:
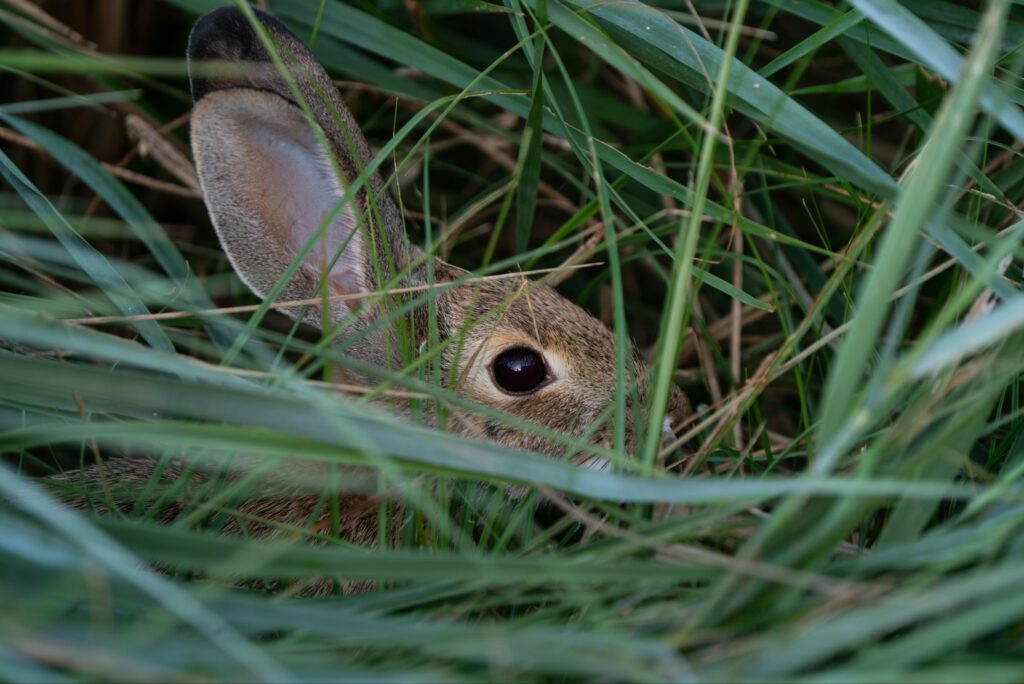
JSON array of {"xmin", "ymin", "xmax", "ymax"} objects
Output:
[{"xmin": 53, "ymin": 7, "xmax": 691, "ymax": 592}]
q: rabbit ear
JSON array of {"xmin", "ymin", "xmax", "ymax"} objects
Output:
[
  {"xmin": 191, "ymin": 89, "xmax": 368, "ymax": 325},
  {"xmin": 187, "ymin": 7, "xmax": 411, "ymax": 328}
]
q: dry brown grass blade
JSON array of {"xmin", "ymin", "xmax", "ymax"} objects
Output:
[
  {"xmin": 664, "ymin": 218, "xmax": 1024, "ymax": 461},
  {"xmin": 678, "ymin": 298, "xmax": 773, "ymax": 364},
  {"xmin": 125, "ymin": 114, "xmax": 201, "ymax": 193},
  {"xmin": 535, "ymin": 485, "xmax": 887, "ymax": 600},
  {"xmin": 0, "ymin": 125, "xmax": 200, "ymax": 198},
  {"xmin": 62, "ymin": 262, "xmax": 603, "ymax": 325},
  {"xmin": 195, "ymin": 365, "xmax": 433, "ymax": 401},
  {"xmin": 13, "ymin": 638, "xmax": 196, "ymax": 684},
  {"xmin": 3, "ymin": 0, "xmax": 97, "ymax": 50},
  {"xmin": 434, "ymin": 115, "xmax": 576, "ymax": 214}
]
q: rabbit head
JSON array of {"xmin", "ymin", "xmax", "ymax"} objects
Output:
[{"xmin": 187, "ymin": 7, "xmax": 690, "ymax": 465}]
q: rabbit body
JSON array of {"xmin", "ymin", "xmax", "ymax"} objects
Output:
[{"xmin": 53, "ymin": 7, "xmax": 690, "ymax": 590}]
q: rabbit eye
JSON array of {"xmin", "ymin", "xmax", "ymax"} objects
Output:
[{"xmin": 491, "ymin": 347, "xmax": 548, "ymax": 395}]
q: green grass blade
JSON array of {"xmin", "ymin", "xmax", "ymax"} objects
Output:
[
  {"xmin": 0, "ymin": 463, "xmax": 293, "ymax": 682},
  {"xmin": 0, "ymin": 352, "xmax": 995, "ymax": 505},
  {"xmin": 848, "ymin": 0, "xmax": 1024, "ymax": 140},
  {"xmin": 817, "ymin": 0, "xmax": 1011, "ymax": 452},
  {"xmin": 0, "ymin": 149, "xmax": 173, "ymax": 352},
  {"xmin": 758, "ymin": 8, "xmax": 864, "ymax": 78},
  {"xmin": 564, "ymin": 0, "xmax": 898, "ymax": 198},
  {"xmin": 640, "ymin": 0, "xmax": 751, "ymax": 465}
]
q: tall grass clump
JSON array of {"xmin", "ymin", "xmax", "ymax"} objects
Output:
[{"xmin": 2, "ymin": 0, "xmax": 1024, "ymax": 680}]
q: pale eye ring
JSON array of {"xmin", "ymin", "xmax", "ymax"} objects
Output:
[{"xmin": 490, "ymin": 347, "xmax": 549, "ymax": 395}]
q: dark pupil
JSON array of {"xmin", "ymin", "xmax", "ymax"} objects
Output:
[{"xmin": 492, "ymin": 347, "xmax": 546, "ymax": 394}]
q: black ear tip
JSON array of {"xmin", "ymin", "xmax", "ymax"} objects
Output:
[
  {"xmin": 186, "ymin": 5, "xmax": 289, "ymax": 102},
  {"xmin": 189, "ymin": 7, "xmax": 248, "ymax": 62}
]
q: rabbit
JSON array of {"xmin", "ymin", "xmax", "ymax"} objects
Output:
[{"xmin": 51, "ymin": 6, "xmax": 691, "ymax": 594}]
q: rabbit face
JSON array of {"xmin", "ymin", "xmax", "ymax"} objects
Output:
[
  {"xmin": 188, "ymin": 7, "xmax": 689, "ymax": 464},
  {"xmin": 430, "ymin": 273, "xmax": 690, "ymax": 461}
]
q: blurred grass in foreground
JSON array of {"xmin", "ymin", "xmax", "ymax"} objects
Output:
[{"xmin": 2, "ymin": 0, "xmax": 1024, "ymax": 681}]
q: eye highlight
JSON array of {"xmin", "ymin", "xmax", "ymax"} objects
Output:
[{"xmin": 491, "ymin": 347, "xmax": 549, "ymax": 395}]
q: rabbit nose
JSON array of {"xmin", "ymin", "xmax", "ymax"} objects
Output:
[
  {"xmin": 661, "ymin": 417, "xmax": 677, "ymax": 449},
  {"xmin": 661, "ymin": 385, "xmax": 691, "ymax": 441}
]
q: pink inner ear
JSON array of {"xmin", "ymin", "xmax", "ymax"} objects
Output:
[{"xmin": 236, "ymin": 115, "xmax": 365, "ymax": 298}]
